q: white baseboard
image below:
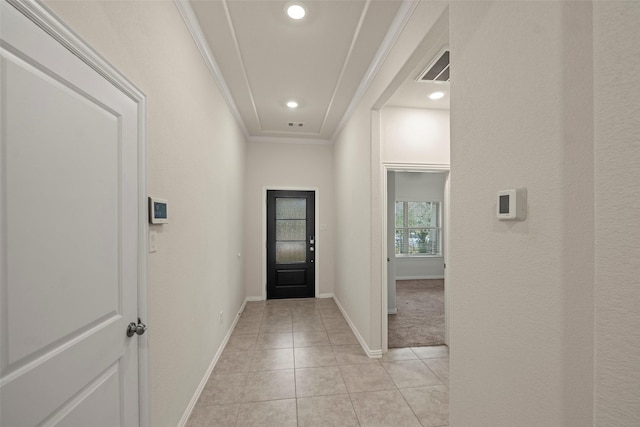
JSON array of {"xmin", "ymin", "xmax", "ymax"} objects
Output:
[
  {"xmin": 388, "ymin": 308, "xmax": 398, "ymax": 314},
  {"xmin": 333, "ymin": 296, "xmax": 382, "ymax": 359},
  {"xmin": 177, "ymin": 299, "xmax": 247, "ymax": 427},
  {"xmin": 245, "ymin": 296, "xmax": 265, "ymax": 302},
  {"xmin": 316, "ymin": 293, "xmax": 334, "ymax": 299},
  {"xmin": 396, "ymin": 275, "xmax": 444, "ymax": 280}
]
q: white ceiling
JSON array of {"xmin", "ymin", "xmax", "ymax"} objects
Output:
[
  {"xmin": 385, "ymin": 54, "xmax": 450, "ymax": 110},
  {"xmin": 180, "ymin": 0, "xmax": 448, "ymax": 143}
]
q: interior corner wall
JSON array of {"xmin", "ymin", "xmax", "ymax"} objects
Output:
[
  {"xmin": 44, "ymin": 2, "xmax": 247, "ymax": 426},
  {"xmin": 332, "ymin": 2, "xmax": 449, "ymax": 353},
  {"xmin": 449, "ymin": 2, "xmax": 594, "ymax": 426},
  {"xmin": 593, "ymin": 3, "xmax": 640, "ymax": 425},
  {"xmin": 243, "ymin": 141, "xmax": 335, "ymax": 299},
  {"xmin": 333, "ymin": 107, "xmax": 374, "ymax": 347}
]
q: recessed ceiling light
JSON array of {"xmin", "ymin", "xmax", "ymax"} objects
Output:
[
  {"xmin": 429, "ymin": 91, "xmax": 446, "ymax": 100},
  {"xmin": 287, "ymin": 101, "xmax": 299, "ymax": 109},
  {"xmin": 286, "ymin": 2, "xmax": 306, "ymax": 20}
]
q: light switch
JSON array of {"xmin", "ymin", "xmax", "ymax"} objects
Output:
[{"xmin": 149, "ymin": 230, "xmax": 158, "ymax": 253}]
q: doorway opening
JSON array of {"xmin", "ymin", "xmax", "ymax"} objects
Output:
[
  {"xmin": 372, "ymin": 5, "xmax": 451, "ymax": 354},
  {"xmin": 387, "ymin": 170, "xmax": 448, "ymax": 348}
]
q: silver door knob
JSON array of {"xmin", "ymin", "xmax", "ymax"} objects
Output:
[{"xmin": 127, "ymin": 318, "xmax": 147, "ymax": 337}]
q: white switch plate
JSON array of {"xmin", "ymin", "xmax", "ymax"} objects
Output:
[{"xmin": 149, "ymin": 230, "xmax": 158, "ymax": 253}]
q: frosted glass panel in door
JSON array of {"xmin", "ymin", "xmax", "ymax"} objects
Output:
[
  {"xmin": 276, "ymin": 242, "xmax": 306, "ymax": 263},
  {"xmin": 276, "ymin": 198, "xmax": 306, "ymax": 219},
  {"xmin": 275, "ymin": 198, "xmax": 306, "ymax": 264},
  {"xmin": 276, "ymin": 220, "xmax": 306, "ymax": 240}
]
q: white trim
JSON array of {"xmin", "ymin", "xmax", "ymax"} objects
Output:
[
  {"xmin": 333, "ymin": 297, "xmax": 382, "ymax": 359},
  {"xmin": 319, "ymin": 0, "xmax": 371, "ymax": 134},
  {"xmin": 174, "ymin": 0, "xmax": 249, "ymax": 138},
  {"xmin": 381, "ymin": 164, "xmax": 450, "ymax": 354},
  {"xmin": 383, "ymin": 162, "xmax": 450, "ymax": 172},
  {"xmin": 6, "ymin": 1, "xmax": 151, "ymax": 425},
  {"xmin": 261, "ymin": 187, "xmax": 321, "ymax": 300},
  {"xmin": 248, "ymin": 136, "xmax": 331, "ymax": 145},
  {"xmin": 245, "ymin": 296, "xmax": 265, "ymax": 302},
  {"xmin": 443, "ymin": 172, "xmax": 451, "ymax": 346},
  {"xmin": 388, "ymin": 308, "xmax": 398, "ymax": 315},
  {"xmin": 220, "ymin": 0, "xmax": 262, "ymax": 131},
  {"xmin": 331, "ymin": 0, "xmax": 419, "ymax": 142},
  {"xmin": 396, "ymin": 275, "xmax": 444, "ymax": 280},
  {"xmin": 316, "ymin": 293, "xmax": 334, "ymax": 299},
  {"xmin": 395, "ymin": 255, "xmax": 443, "ymax": 259},
  {"xmin": 177, "ymin": 299, "xmax": 247, "ymax": 427}
]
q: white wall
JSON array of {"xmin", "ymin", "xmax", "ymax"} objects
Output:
[
  {"xmin": 593, "ymin": 3, "xmax": 640, "ymax": 425},
  {"xmin": 381, "ymin": 107, "xmax": 450, "ymax": 165},
  {"xmin": 333, "ymin": 2, "xmax": 449, "ymax": 353},
  {"xmin": 449, "ymin": 2, "xmax": 595, "ymax": 425},
  {"xmin": 394, "ymin": 172, "xmax": 446, "ymax": 279},
  {"xmin": 243, "ymin": 141, "xmax": 335, "ymax": 298},
  {"xmin": 45, "ymin": 2, "xmax": 247, "ymax": 426}
]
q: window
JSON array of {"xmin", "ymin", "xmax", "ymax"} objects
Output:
[{"xmin": 395, "ymin": 201, "xmax": 441, "ymax": 256}]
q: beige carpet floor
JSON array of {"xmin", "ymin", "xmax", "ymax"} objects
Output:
[{"xmin": 388, "ymin": 279, "xmax": 445, "ymax": 348}]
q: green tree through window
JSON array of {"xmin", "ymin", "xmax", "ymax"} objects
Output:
[{"xmin": 395, "ymin": 201, "xmax": 441, "ymax": 255}]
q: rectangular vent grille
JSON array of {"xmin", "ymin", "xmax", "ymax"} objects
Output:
[
  {"xmin": 419, "ymin": 50, "xmax": 449, "ymax": 82},
  {"xmin": 288, "ymin": 122, "xmax": 304, "ymax": 128}
]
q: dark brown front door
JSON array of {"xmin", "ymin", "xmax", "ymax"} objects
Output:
[{"xmin": 266, "ymin": 190, "xmax": 315, "ymax": 299}]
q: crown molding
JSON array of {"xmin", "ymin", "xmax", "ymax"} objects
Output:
[
  {"xmin": 331, "ymin": 0, "xmax": 419, "ymax": 142},
  {"xmin": 319, "ymin": 0, "xmax": 371, "ymax": 134},
  {"xmin": 247, "ymin": 136, "xmax": 332, "ymax": 145},
  {"xmin": 174, "ymin": 0, "xmax": 249, "ymax": 138},
  {"xmin": 176, "ymin": 0, "xmax": 419, "ymax": 145}
]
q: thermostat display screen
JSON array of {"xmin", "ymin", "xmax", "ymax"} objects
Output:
[
  {"xmin": 154, "ymin": 202, "xmax": 167, "ymax": 219},
  {"xmin": 499, "ymin": 195, "xmax": 510, "ymax": 214},
  {"xmin": 149, "ymin": 197, "xmax": 168, "ymax": 224}
]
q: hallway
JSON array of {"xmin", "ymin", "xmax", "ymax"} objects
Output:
[{"xmin": 187, "ymin": 298, "xmax": 449, "ymax": 426}]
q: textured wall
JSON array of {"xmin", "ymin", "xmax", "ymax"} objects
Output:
[
  {"xmin": 381, "ymin": 107, "xmax": 450, "ymax": 165},
  {"xmin": 45, "ymin": 2, "xmax": 247, "ymax": 426},
  {"xmin": 243, "ymin": 141, "xmax": 335, "ymax": 298},
  {"xmin": 333, "ymin": 105, "xmax": 374, "ymax": 346},
  {"xmin": 593, "ymin": 3, "xmax": 640, "ymax": 425},
  {"xmin": 449, "ymin": 2, "xmax": 595, "ymax": 425}
]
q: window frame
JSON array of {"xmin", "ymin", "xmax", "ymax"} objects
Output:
[{"xmin": 395, "ymin": 200, "xmax": 442, "ymax": 257}]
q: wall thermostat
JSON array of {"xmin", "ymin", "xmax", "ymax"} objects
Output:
[
  {"xmin": 149, "ymin": 197, "xmax": 168, "ymax": 224},
  {"xmin": 497, "ymin": 189, "xmax": 527, "ymax": 220}
]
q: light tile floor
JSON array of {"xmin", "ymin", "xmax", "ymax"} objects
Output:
[{"xmin": 187, "ymin": 298, "xmax": 449, "ymax": 427}]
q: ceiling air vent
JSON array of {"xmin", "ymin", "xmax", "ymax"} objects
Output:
[
  {"xmin": 418, "ymin": 50, "xmax": 449, "ymax": 82},
  {"xmin": 288, "ymin": 122, "xmax": 304, "ymax": 128}
]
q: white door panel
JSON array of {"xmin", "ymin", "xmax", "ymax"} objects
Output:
[
  {"xmin": 1, "ymin": 1, "xmax": 141, "ymax": 425},
  {"xmin": 4, "ymin": 53, "xmax": 121, "ymax": 365},
  {"xmin": 52, "ymin": 364, "xmax": 122, "ymax": 427}
]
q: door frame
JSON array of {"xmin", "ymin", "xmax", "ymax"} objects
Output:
[
  {"xmin": 261, "ymin": 186, "xmax": 320, "ymax": 300},
  {"xmin": 10, "ymin": 1, "xmax": 150, "ymax": 424},
  {"xmin": 381, "ymin": 163, "xmax": 450, "ymax": 352}
]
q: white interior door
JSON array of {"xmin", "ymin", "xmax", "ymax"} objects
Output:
[{"xmin": 1, "ymin": 1, "xmax": 141, "ymax": 425}]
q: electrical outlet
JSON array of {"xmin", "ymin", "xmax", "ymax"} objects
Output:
[{"xmin": 219, "ymin": 311, "xmax": 223, "ymax": 324}]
